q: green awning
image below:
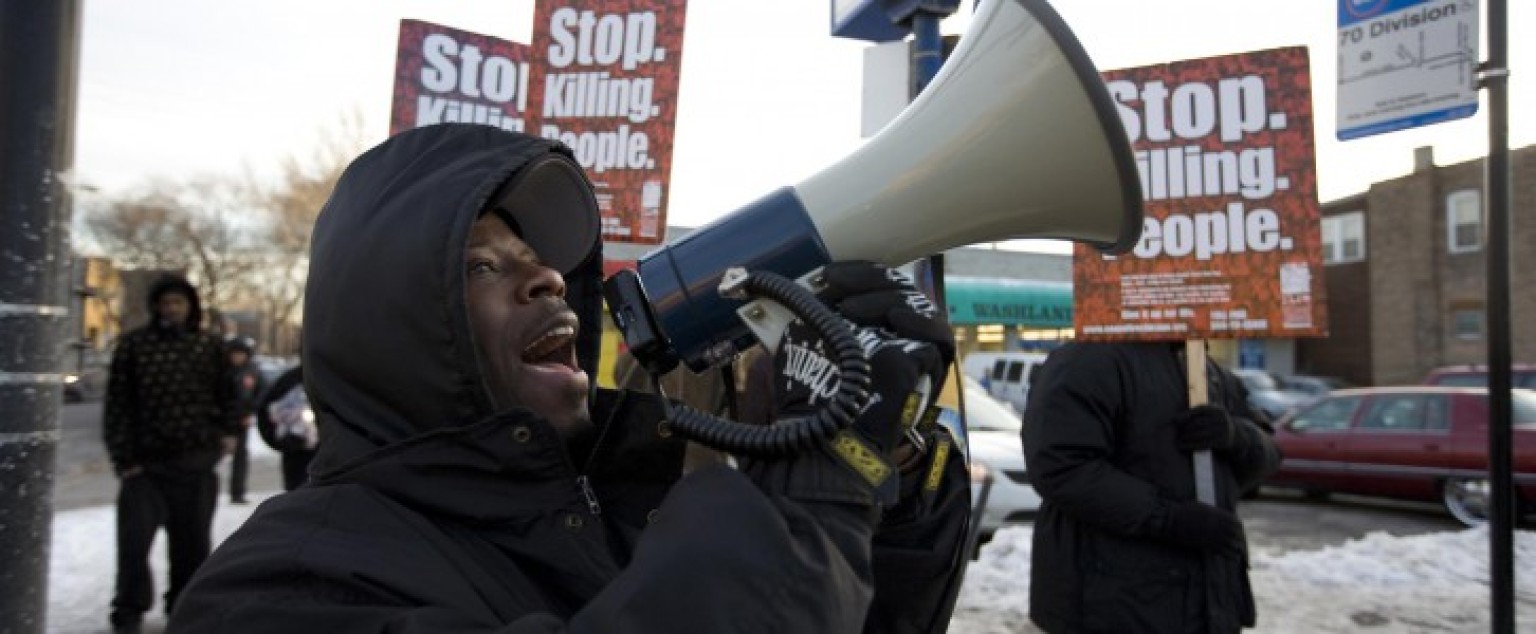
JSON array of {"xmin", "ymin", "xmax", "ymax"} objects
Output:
[{"xmin": 943, "ymin": 276, "xmax": 1072, "ymax": 327}]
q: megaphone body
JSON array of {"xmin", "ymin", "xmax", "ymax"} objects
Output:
[{"xmin": 606, "ymin": 0, "xmax": 1144, "ymax": 374}]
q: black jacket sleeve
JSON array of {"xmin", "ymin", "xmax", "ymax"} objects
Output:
[
  {"xmin": 864, "ymin": 427, "xmax": 970, "ymax": 633},
  {"xmin": 1021, "ymin": 346, "xmax": 1164, "ymax": 537},
  {"xmin": 102, "ymin": 335, "xmax": 139, "ymax": 472},
  {"xmin": 1213, "ymin": 367, "xmax": 1282, "ymax": 491}
]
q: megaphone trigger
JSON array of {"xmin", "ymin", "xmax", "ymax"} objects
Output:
[{"xmin": 729, "ymin": 267, "xmax": 829, "ymax": 355}]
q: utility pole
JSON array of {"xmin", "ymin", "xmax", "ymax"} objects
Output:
[
  {"xmin": 0, "ymin": 2, "xmax": 83, "ymax": 632},
  {"xmin": 1479, "ymin": 0, "xmax": 1513, "ymax": 631}
]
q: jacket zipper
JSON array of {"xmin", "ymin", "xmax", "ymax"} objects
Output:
[
  {"xmin": 576, "ymin": 474, "xmax": 602, "ymax": 517},
  {"xmin": 572, "ymin": 391, "xmax": 628, "ymax": 518}
]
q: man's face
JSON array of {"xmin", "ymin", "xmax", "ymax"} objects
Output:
[
  {"xmin": 465, "ymin": 213, "xmax": 591, "ymax": 437},
  {"xmin": 155, "ymin": 292, "xmax": 191, "ymax": 326},
  {"xmin": 229, "ymin": 350, "xmax": 250, "ymax": 367}
]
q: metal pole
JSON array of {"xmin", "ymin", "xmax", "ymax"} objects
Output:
[
  {"xmin": 1480, "ymin": 0, "xmax": 1513, "ymax": 631},
  {"xmin": 910, "ymin": 11, "xmax": 945, "ymax": 97},
  {"xmin": 0, "ymin": 1, "xmax": 82, "ymax": 632}
]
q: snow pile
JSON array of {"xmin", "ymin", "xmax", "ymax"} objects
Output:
[{"xmin": 949, "ymin": 525, "xmax": 1536, "ymax": 633}]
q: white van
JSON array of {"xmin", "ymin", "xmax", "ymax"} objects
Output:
[{"xmin": 961, "ymin": 352, "xmax": 1048, "ymax": 413}]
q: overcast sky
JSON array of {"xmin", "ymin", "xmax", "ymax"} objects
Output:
[{"xmin": 74, "ymin": 0, "xmax": 1533, "ymax": 235}]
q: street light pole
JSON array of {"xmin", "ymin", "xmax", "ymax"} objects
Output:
[{"xmin": 0, "ymin": 1, "xmax": 83, "ymax": 632}]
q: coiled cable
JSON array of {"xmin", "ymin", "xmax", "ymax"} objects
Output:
[{"xmin": 661, "ymin": 269, "xmax": 870, "ymax": 457}]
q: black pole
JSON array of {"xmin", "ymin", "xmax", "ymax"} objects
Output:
[
  {"xmin": 1481, "ymin": 0, "xmax": 1513, "ymax": 632},
  {"xmin": 0, "ymin": 1, "xmax": 82, "ymax": 632}
]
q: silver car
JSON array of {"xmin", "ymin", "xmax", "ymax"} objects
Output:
[{"xmin": 960, "ymin": 377, "xmax": 1041, "ymax": 537}]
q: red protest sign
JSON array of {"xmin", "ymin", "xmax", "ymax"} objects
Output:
[
  {"xmin": 527, "ymin": 1, "xmax": 687, "ymax": 245},
  {"xmin": 390, "ymin": 20, "xmax": 535, "ymax": 136},
  {"xmin": 1074, "ymin": 46, "xmax": 1327, "ymax": 341}
]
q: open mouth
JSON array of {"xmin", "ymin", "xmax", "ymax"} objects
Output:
[{"xmin": 522, "ymin": 324, "xmax": 578, "ymax": 370}]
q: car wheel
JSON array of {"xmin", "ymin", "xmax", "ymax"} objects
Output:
[
  {"xmin": 1302, "ymin": 488, "xmax": 1330, "ymax": 501},
  {"xmin": 1441, "ymin": 477, "xmax": 1490, "ymax": 527}
]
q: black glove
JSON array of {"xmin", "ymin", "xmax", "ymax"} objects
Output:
[
  {"xmin": 1153, "ymin": 500, "xmax": 1245, "ymax": 556},
  {"xmin": 774, "ymin": 262, "xmax": 951, "ymax": 451},
  {"xmin": 1173, "ymin": 404, "xmax": 1238, "ymax": 452},
  {"xmin": 771, "ymin": 262, "xmax": 950, "ymax": 503},
  {"xmin": 818, "ymin": 261, "xmax": 955, "ymax": 370}
]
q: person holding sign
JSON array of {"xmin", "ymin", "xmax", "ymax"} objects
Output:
[
  {"xmin": 1020, "ymin": 341, "xmax": 1279, "ymax": 633},
  {"xmin": 165, "ymin": 124, "xmax": 968, "ymax": 633}
]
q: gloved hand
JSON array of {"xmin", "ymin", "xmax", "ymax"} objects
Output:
[
  {"xmin": 1153, "ymin": 499, "xmax": 1245, "ymax": 556},
  {"xmin": 769, "ymin": 262, "xmax": 951, "ymax": 504},
  {"xmin": 817, "ymin": 261, "xmax": 955, "ymax": 370},
  {"xmin": 1173, "ymin": 404, "xmax": 1238, "ymax": 452},
  {"xmin": 773, "ymin": 261, "xmax": 952, "ymax": 453}
]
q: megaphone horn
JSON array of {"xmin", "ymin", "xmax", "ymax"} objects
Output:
[{"xmin": 605, "ymin": 0, "xmax": 1144, "ymax": 375}]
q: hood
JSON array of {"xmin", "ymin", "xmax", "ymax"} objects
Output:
[
  {"xmin": 146, "ymin": 274, "xmax": 203, "ymax": 330},
  {"xmin": 302, "ymin": 124, "xmax": 605, "ymax": 471}
]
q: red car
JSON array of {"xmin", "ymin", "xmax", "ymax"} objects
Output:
[{"xmin": 1266, "ymin": 386, "xmax": 1536, "ymax": 526}]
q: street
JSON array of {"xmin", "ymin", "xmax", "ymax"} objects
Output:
[{"xmin": 53, "ymin": 403, "xmax": 283, "ymax": 512}]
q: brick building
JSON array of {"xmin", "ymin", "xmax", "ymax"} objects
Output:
[{"xmin": 1297, "ymin": 144, "xmax": 1536, "ymax": 386}]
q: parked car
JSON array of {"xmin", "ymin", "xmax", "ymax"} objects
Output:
[
  {"xmin": 1280, "ymin": 374, "xmax": 1351, "ymax": 398},
  {"xmin": 959, "ymin": 377, "xmax": 1041, "ymax": 538},
  {"xmin": 1265, "ymin": 386, "xmax": 1536, "ymax": 526},
  {"xmin": 959, "ymin": 351, "xmax": 1047, "ymax": 414},
  {"xmin": 1423, "ymin": 364, "xmax": 1536, "ymax": 389},
  {"xmin": 1231, "ymin": 368, "xmax": 1316, "ymax": 420}
]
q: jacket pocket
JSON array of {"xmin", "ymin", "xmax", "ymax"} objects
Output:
[{"xmin": 1080, "ymin": 538, "xmax": 1195, "ymax": 633}]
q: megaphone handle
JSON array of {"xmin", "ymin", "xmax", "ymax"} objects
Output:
[{"xmin": 660, "ymin": 269, "xmax": 872, "ymax": 457}]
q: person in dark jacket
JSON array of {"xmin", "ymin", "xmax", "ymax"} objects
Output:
[
  {"xmin": 223, "ymin": 336, "xmax": 265, "ymax": 504},
  {"xmin": 103, "ymin": 275, "xmax": 237, "ymax": 633},
  {"xmin": 253, "ymin": 364, "xmax": 317, "ymax": 491},
  {"xmin": 1021, "ymin": 341, "xmax": 1280, "ymax": 634},
  {"xmin": 168, "ymin": 123, "xmax": 969, "ymax": 633}
]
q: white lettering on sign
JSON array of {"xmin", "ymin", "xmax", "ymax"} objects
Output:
[
  {"xmin": 419, "ymin": 33, "xmax": 529, "ymax": 108},
  {"xmin": 1107, "ymin": 75, "xmax": 1282, "ymax": 144},
  {"xmin": 1130, "ymin": 202, "xmax": 1294, "ymax": 261},
  {"xmin": 547, "ymin": 9, "xmax": 662, "ymax": 71},
  {"xmin": 539, "ymin": 124, "xmax": 653, "ymax": 173}
]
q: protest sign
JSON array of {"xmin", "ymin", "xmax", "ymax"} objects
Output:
[
  {"xmin": 390, "ymin": 20, "xmax": 535, "ymax": 135},
  {"xmin": 1075, "ymin": 47, "xmax": 1327, "ymax": 341},
  {"xmin": 528, "ymin": 1, "xmax": 688, "ymax": 244}
]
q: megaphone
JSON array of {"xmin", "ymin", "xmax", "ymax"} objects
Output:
[{"xmin": 606, "ymin": 0, "xmax": 1143, "ymax": 375}]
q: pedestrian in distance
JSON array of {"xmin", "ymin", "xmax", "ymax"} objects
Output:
[
  {"xmin": 1021, "ymin": 341, "xmax": 1280, "ymax": 633},
  {"xmin": 103, "ymin": 274, "xmax": 237, "ymax": 634},
  {"xmin": 223, "ymin": 336, "xmax": 264, "ymax": 504},
  {"xmin": 167, "ymin": 123, "xmax": 971, "ymax": 633}
]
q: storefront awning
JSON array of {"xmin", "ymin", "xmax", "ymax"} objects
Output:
[{"xmin": 942, "ymin": 276, "xmax": 1072, "ymax": 327}]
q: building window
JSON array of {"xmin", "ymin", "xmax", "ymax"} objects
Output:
[
  {"xmin": 1321, "ymin": 211, "xmax": 1365, "ymax": 264},
  {"xmin": 1451, "ymin": 309, "xmax": 1484, "ymax": 340},
  {"xmin": 1447, "ymin": 189, "xmax": 1482, "ymax": 253}
]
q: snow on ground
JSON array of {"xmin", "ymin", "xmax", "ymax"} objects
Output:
[
  {"xmin": 950, "ymin": 525, "xmax": 1536, "ymax": 633},
  {"xmin": 48, "ymin": 497, "xmax": 1536, "ymax": 633}
]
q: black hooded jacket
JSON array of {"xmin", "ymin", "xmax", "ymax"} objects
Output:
[
  {"xmin": 103, "ymin": 275, "xmax": 234, "ymax": 472},
  {"xmin": 169, "ymin": 124, "xmax": 969, "ymax": 633},
  {"xmin": 1021, "ymin": 342, "xmax": 1280, "ymax": 633}
]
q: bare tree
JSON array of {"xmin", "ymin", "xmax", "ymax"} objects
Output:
[
  {"xmin": 78, "ymin": 175, "xmax": 268, "ymax": 331},
  {"xmin": 77, "ymin": 112, "xmax": 371, "ymax": 349},
  {"xmin": 251, "ymin": 111, "xmax": 371, "ymax": 352}
]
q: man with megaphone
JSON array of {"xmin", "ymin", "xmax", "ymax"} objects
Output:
[{"xmin": 166, "ymin": 124, "xmax": 969, "ymax": 633}]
